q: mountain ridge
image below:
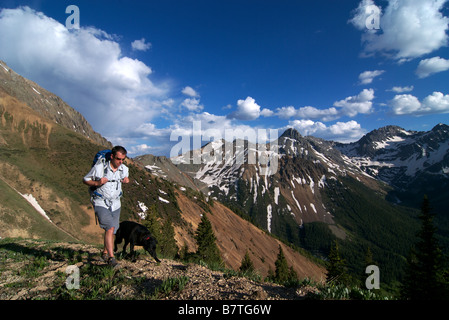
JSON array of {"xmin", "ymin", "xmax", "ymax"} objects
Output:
[
  {"xmin": 137, "ymin": 122, "xmax": 448, "ymax": 284},
  {"xmin": 0, "ymin": 60, "xmax": 110, "ymax": 147},
  {"xmin": 336, "ymin": 123, "xmax": 449, "ymax": 197},
  {"xmin": 0, "ymin": 61, "xmax": 325, "ymax": 282},
  {"xmin": 2, "ymin": 59, "xmax": 448, "ymax": 289}
]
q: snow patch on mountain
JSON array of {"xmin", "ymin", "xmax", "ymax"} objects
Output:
[
  {"xmin": 274, "ymin": 187, "xmax": 280, "ymax": 205},
  {"xmin": 20, "ymin": 193, "xmax": 52, "ymax": 222},
  {"xmin": 137, "ymin": 201, "xmax": 148, "ymax": 219},
  {"xmin": 267, "ymin": 204, "xmax": 272, "ymax": 233},
  {"xmin": 159, "ymin": 196, "xmax": 170, "ymax": 204}
]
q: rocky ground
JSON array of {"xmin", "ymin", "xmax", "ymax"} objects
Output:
[{"xmin": 0, "ymin": 238, "xmax": 319, "ymax": 300}]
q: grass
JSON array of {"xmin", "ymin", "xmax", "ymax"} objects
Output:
[
  {"xmin": 308, "ymin": 282, "xmax": 392, "ymax": 300},
  {"xmin": 0, "ymin": 178, "xmax": 76, "ymax": 241},
  {"xmin": 0, "ymin": 238, "xmax": 192, "ymax": 300},
  {"xmin": 1, "ymin": 238, "xmax": 395, "ymax": 300},
  {"xmin": 151, "ymin": 276, "xmax": 190, "ymax": 299}
]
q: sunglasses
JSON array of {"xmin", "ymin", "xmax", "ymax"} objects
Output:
[{"xmin": 114, "ymin": 156, "xmax": 126, "ymax": 161}]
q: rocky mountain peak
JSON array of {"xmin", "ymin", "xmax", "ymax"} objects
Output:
[
  {"xmin": 280, "ymin": 128, "xmax": 302, "ymax": 141},
  {"xmin": 429, "ymin": 123, "xmax": 449, "ymax": 140},
  {"xmin": 432, "ymin": 123, "xmax": 448, "ymax": 131}
]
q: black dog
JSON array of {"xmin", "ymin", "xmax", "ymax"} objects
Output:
[{"xmin": 114, "ymin": 221, "xmax": 161, "ymax": 263}]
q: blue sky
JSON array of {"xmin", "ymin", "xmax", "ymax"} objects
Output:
[{"xmin": 0, "ymin": 0, "xmax": 448, "ymax": 156}]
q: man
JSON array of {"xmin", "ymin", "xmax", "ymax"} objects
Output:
[{"xmin": 83, "ymin": 146, "xmax": 130, "ymax": 267}]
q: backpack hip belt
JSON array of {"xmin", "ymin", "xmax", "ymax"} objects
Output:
[{"xmin": 91, "ymin": 189, "xmax": 123, "ymax": 208}]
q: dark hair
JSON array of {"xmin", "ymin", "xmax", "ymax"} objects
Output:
[{"xmin": 111, "ymin": 146, "xmax": 127, "ymax": 156}]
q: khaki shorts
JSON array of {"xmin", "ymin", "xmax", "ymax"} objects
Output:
[{"xmin": 94, "ymin": 206, "xmax": 120, "ymax": 234}]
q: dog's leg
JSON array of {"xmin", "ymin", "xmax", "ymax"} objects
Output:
[
  {"xmin": 114, "ymin": 229, "xmax": 122, "ymax": 253},
  {"xmin": 130, "ymin": 242, "xmax": 136, "ymax": 261},
  {"xmin": 152, "ymin": 252, "xmax": 161, "ymax": 263},
  {"xmin": 122, "ymin": 239, "xmax": 129, "ymax": 257}
]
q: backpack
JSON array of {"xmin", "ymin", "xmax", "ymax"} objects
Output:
[
  {"xmin": 92, "ymin": 149, "xmax": 112, "ymax": 168},
  {"xmin": 88, "ymin": 149, "xmax": 111, "ymax": 196},
  {"xmin": 89, "ymin": 149, "xmax": 123, "ymax": 194}
]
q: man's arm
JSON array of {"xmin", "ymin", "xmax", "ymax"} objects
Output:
[
  {"xmin": 83, "ymin": 162, "xmax": 109, "ymax": 187},
  {"xmin": 121, "ymin": 165, "xmax": 130, "ymax": 184},
  {"xmin": 83, "ymin": 177, "xmax": 109, "ymax": 187}
]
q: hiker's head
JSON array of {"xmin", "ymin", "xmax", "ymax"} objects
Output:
[
  {"xmin": 112, "ymin": 146, "xmax": 127, "ymax": 157},
  {"xmin": 111, "ymin": 146, "xmax": 127, "ymax": 167}
]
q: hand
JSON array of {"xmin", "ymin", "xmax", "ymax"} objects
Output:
[
  {"xmin": 98, "ymin": 177, "xmax": 108, "ymax": 186},
  {"xmin": 122, "ymin": 177, "xmax": 130, "ymax": 184}
]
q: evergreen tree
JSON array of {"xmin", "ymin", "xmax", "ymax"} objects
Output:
[
  {"xmin": 142, "ymin": 207, "xmax": 160, "ymax": 236},
  {"xmin": 239, "ymin": 250, "xmax": 255, "ymax": 273},
  {"xmin": 326, "ymin": 240, "xmax": 350, "ymax": 285},
  {"xmin": 159, "ymin": 217, "xmax": 178, "ymax": 259},
  {"xmin": 267, "ymin": 267, "xmax": 275, "ymax": 282},
  {"xmin": 360, "ymin": 247, "xmax": 375, "ymax": 285},
  {"xmin": 288, "ymin": 266, "xmax": 298, "ymax": 282},
  {"xmin": 401, "ymin": 195, "xmax": 447, "ymax": 299},
  {"xmin": 179, "ymin": 241, "xmax": 190, "ymax": 261},
  {"xmin": 195, "ymin": 213, "xmax": 222, "ymax": 266},
  {"xmin": 274, "ymin": 245, "xmax": 289, "ymax": 284}
]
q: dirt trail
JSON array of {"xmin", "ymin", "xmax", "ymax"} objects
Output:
[{"xmin": 0, "ymin": 239, "xmax": 318, "ymax": 300}]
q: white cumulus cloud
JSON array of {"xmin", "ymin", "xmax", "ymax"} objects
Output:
[
  {"xmin": 131, "ymin": 38, "xmax": 152, "ymax": 51},
  {"xmin": 181, "ymin": 98, "xmax": 204, "ymax": 112},
  {"xmin": 390, "ymin": 92, "xmax": 449, "ymax": 115},
  {"xmin": 182, "ymin": 86, "xmax": 199, "ymax": 97},
  {"xmin": 333, "ymin": 88, "xmax": 375, "ymax": 117},
  {"xmin": 0, "ymin": 6, "xmax": 169, "ymax": 141},
  {"xmin": 416, "ymin": 56, "xmax": 449, "ymax": 78},
  {"xmin": 274, "ymin": 89, "xmax": 375, "ymax": 122},
  {"xmin": 359, "ymin": 70, "xmax": 385, "ymax": 84},
  {"xmin": 350, "ymin": 0, "xmax": 449, "ymax": 61},
  {"xmin": 228, "ymin": 96, "xmax": 262, "ymax": 120},
  {"xmin": 286, "ymin": 120, "xmax": 365, "ymax": 143},
  {"xmin": 388, "ymin": 86, "xmax": 414, "ymax": 93},
  {"xmin": 276, "ymin": 105, "xmax": 339, "ymax": 122}
]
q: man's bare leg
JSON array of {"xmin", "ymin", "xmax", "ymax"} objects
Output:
[{"xmin": 103, "ymin": 227, "xmax": 115, "ymax": 258}]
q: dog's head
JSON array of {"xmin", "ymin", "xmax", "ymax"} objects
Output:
[{"xmin": 142, "ymin": 234, "xmax": 161, "ymax": 263}]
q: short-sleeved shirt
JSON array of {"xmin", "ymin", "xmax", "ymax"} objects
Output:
[{"xmin": 84, "ymin": 161, "xmax": 129, "ymax": 211}]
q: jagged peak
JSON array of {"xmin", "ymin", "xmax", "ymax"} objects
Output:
[
  {"xmin": 432, "ymin": 123, "xmax": 449, "ymax": 132},
  {"xmin": 280, "ymin": 128, "xmax": 302, "ymax": 141},
  {"xmin": 355, "ymin": 125, "xmax": 409, "ymax": 145},
  {"xmin": 370, "ymin": 125, "xmax": 407, "ymax": 136}
]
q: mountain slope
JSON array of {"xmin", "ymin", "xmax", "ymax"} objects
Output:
[
  {"xmin": 0, "ymin": 62, "xmax": 324, "ymax": 280},
  {"xmin": 134, "ymin": 153, "xmax": 204, "ymax": 191},
  {"xmin": 174, "ymin": 189, "xmax": 324, "ymax": 279},
  {"xmin": 336, "ymin": 124, "xmax": 449, "ymax": 209},
  {"xmin": 146, "ymin": 124, "xmax": 448, "ymax": 285},
  {"xmin": 0, "ymin": 177, "xmax": 76, "ymax": 241},
  {"xmin": 167, "ymin": 124, "xmax": 448, "ymax": 229},
  {"xmin": 0, "ymin": 91, "xmax": 109, "ymax": 243},
  {"xmin": 168, "ymin": 128, "xmax": 374, "ymax": 235},
  {"xmin": 0, "ymin": 60, "xmax": 109, "ymax": 147}
]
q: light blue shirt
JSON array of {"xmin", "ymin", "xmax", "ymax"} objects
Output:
[{"xmin": 84, "ymin": 161, "xmax": 129, "ymax": 211}]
